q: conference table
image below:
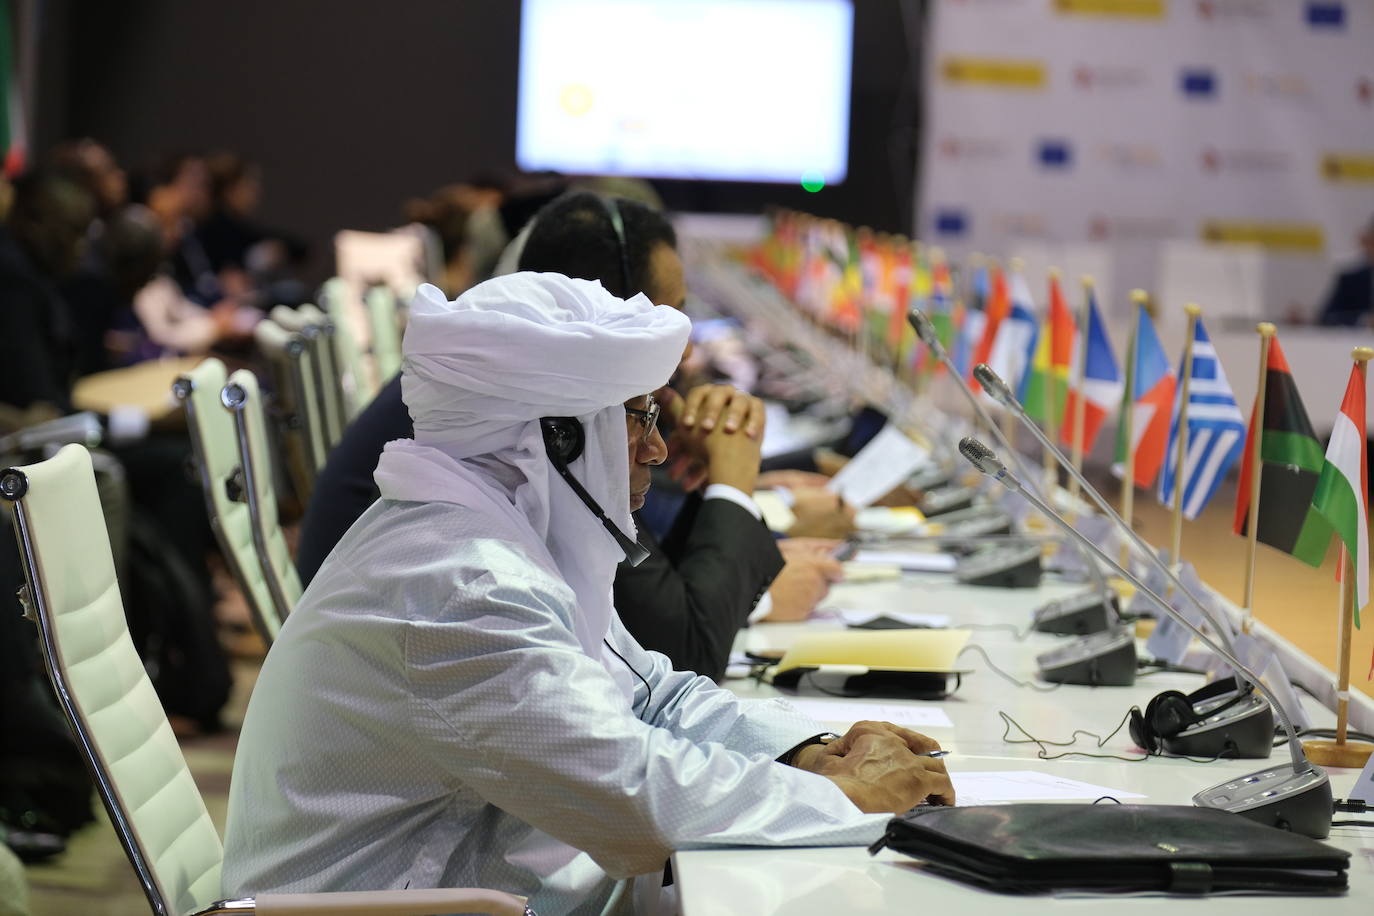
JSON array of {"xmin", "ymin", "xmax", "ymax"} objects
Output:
[{"xmin": 671, "ymin": 562, "xmax": 1374, "ymax": 914}]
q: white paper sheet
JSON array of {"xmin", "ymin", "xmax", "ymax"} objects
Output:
[
  {"xmin": 826, "ymin": 425, "xmax": 931, "ymax": 509},
  {"xmin": 851, "ymin": 550, "xmax": 956, "ymax": 572},
  {"xmin": 951, "ymin": 770, "xmax": 1146, "ymax": 806},
  {"xmin": 773, "ymin": 698, "xmax": 955, "ymax": 729},
  {"xmin": 835, "ymin": 609, "xmax": 951, "ymax": 629}
]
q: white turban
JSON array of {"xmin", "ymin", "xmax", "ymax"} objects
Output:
[{"xmin": 373, "ymin": 273, "xmax": 691, "ymax": 681}]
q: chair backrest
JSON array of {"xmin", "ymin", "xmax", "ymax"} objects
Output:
[
  {"xmin": 221, "ymin": 369, "xmax": 303, "ymax": 627},
  {"xmin": 270, "ymin": 304, "xmax": 345, "ymax": 449},
  {"xmin": 253, "ymin": 319, "xmax": 327, "ymax": 498},
  {"xmin": 366, "ymin": 285, "xmax": 403, "ymax": 383},
  {"xmin": 1, "ymin": 445, "xmax": 223, "ymax": 916},
  {"xmin": 173, "ymin": 359, "xmax": 282, "ymax": 644},
  {"xmin": 321, "ymin": 277, "xmax": 375, "ymax": 416}
]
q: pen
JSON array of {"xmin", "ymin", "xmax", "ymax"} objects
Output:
[{"xmin": 915, "ymin": 750, "xmax": 950, "ymax": 758}]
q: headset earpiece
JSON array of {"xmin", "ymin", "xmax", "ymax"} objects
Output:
[
  {"xmin": 540, "ymin": 417, "xmax": 584, "ymax": 466},
  {"xmin": 1130, "ymin": 677, "xmax": 1250, "ymax": 754}
]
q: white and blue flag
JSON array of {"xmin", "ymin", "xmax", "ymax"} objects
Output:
[{"xmin": 1157, "ymin": 317, "xmax": 1246, "ymax": 519}]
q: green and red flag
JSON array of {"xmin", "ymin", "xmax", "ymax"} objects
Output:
[
  {"xmin": 1232, "ymin": 336, "xmax": 1331, "ymax": 565},
  {"xmin": 1023, "ymin": 272, "xmax": 1075, "ymax": 426},
  {"xmin": 0, "ymin": 0, "xmax": 25, "ymax": 178},
  {"xmin": 1309, "ymin": 361, "xmax": 1368, "ymax": 629}
]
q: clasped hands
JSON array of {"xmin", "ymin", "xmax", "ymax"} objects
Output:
[{"xmin": 791, "ymin": 720, "xmax": 955, "ymax": 813}]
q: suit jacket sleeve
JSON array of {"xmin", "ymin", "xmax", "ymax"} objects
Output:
[
  {"xmin": 1318, "ymin": 267, "xmax": 1372, "ymax": 327},
  {"xmin": 613, "ymin": 494, "xmax": 784, "ymax": 681}
]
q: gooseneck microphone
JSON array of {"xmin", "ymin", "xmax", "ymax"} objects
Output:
[
  {"xmin": 908, "ymin": 309, "xmax": 1114, "ymax": 609},
  {"xmin": 958, "ymin": 436, "xmax": 1333, "ymax": 838},
  {"xmin": 971, "ymin": 362, "xmax": 1241, "ymax": 663}
]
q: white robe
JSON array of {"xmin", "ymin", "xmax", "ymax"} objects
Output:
[{"xmin": 221, "ymin": 494, "xmax": 887, "ymax": 915}]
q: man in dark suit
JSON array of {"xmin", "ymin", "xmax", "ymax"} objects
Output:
[
  {"xmin": 1318, "ymin": 217, "xmax": 1374, "ymax": 326},
  {"xmin": 298, "ymin": 192, "xmax": 839, "ymax": 680}
]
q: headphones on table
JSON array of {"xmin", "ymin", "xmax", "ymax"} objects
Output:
[
  {"xmin": 540, "ymin": 416, "xmax": 651, "ymax": 566},
  {"xmin": 1128, "ymin": 676, "xmax": 1253, "ymax": 755}
]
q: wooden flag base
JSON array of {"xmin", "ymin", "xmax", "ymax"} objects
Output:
[{"xmin": 1301, "ymin": 738, "xmax": 1374, "ymax": 768}]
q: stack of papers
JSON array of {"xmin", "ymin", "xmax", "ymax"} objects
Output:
[{"xmin": 951, "ymin": 771, "xmax": 1146, "ymax": 806}]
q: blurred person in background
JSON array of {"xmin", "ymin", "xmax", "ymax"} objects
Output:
[
  {"xmin": 0, "ymin": 171, "xmax": 94, "ymax": 426},
  {"xmin": 1318, "ymin": 214, "xmax": 1374, "ymax": 326},
  {"xmin": 198, "ymin": 150, "xmax": 308, "ymax": 308}
]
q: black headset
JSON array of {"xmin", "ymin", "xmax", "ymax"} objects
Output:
[
  {"xmin": 540, "ymin": 416, "xmax": 651, "ymax": 566},
  {"xmin": 597, "ymin": 195, "xmax": 633, "ymax": 298},
  {"xmin": 1128, "ymin": 676, "xmax": 1253, "ymax": 754}
]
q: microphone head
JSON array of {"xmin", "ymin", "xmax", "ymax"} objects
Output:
[
  {"xmin": 972, "ymin": 363, "xmax": 1014, "ymax": 405},
  {"xmin": 958, "ymin": 436, "xmax": 999, "ymax": 473},
  {"xmin": 907, "ymin": 308, "xmax": 940, "ymax": 348}
]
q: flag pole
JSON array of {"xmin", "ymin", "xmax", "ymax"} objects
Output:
[
  {"xmin": 1120, "ymin": 291, "xmax": 1145, "ymax": 567},
  {"xmin": 1303, "ymin": 347, "xmax": 1374, "ymax": 769},
  {"xmin": 1242, "ymin": 322, "xmax": 1276, "ymax": 628},
  {"xmin": 1042, "ymin": 268, "xmax": 1062, "ymax": 492},
  {"xmin": 1170, "ymin": 304, "xmax": 1201, "ymax": 568},
  {"xmin": 1067, "ymin": 275, "xmax": 1093, "ymax": 508}
]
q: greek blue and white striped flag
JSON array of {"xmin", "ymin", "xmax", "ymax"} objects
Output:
[{"xmin": 1158, "ymin": 317, "xmax": 1246, "ymax": 520}]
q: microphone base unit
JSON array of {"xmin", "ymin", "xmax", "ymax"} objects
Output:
[
  {"xmin": 1036, "ymin": 628, "xmax": 1138, "ymax": 687},
  {"xmin": 908, "ymin": 465, "xmax": 955, "ymax": 493},
  {"xmin": 1032, "ymin": 589, "xmax": 1120, "ymax": 636},
  {"xmin": 956, "ymin": 543, "xmax": 1043, "ymax": 589},
  {"xmin": 1162, "ymin": 692, "xmax": 1275, "ymax": 760},
  {"xmin": 1193, "ymin": 765, "xmax": 1333, "ymax": 839},
  {"xmin": 919, "ymin": 485, "xmax": 978, "ymax": 518},
  {"xmin": 934, "ymin": 506, "xmax": 1015, "ymax": 553}
]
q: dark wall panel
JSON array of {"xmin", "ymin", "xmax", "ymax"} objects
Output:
[{"xmin": 47, "ymin": 1, "xmax": 917, "ymax": 276}]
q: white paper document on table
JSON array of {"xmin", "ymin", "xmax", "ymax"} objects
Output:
[
  {"xmin": 951, "ymin": 770, "xmax": 1146, "ymax": 806},
  {"xmin": 772, "ymin": 698, "xmax": 955, "ymax": 729},
  {"xmin": 826, "ymin": 425, "xmax": 931, "ymax": 509},
  {"xmin": 850, "ymin": 550, "xmax": 956, "ymax": 572}
]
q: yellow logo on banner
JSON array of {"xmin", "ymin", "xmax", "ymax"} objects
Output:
[
  {"xmin": 941, "ymin": 57, "xmax": 1046, "ymax": 89},
  {"xmin": 1200, "ymin": 221, "xmax": 1325, "ymax": 251},
  {"xmin": 1054, "ymin": 0, "xmax": 1165, "ymax": 17},
  {"xmin": 1321, "ymin": 154, "xmax": 1374, "ymax": 182}
]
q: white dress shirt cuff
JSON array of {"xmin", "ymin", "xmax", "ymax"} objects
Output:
[{"xmin": 703, "ymin": 483, "xmax": 762, "ymax": 520}]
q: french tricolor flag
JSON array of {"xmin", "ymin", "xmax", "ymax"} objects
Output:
[{"xmin": 1061, "ymin": 287, "xmax": 1122, "ymax": 455}]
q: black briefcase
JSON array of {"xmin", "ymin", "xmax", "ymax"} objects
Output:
[{"xmin": 869, "ymin": 804, "xmax": 1349, "ymax": 895}]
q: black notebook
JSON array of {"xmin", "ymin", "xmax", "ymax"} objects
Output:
[{"xmin": 871, "ymin": 804, "xmax": 1349, "ymax": 895}]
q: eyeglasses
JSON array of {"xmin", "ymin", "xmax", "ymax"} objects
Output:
[{"xmin": 624, "ymin": 395, "xmax": 660, "ymax": 443}]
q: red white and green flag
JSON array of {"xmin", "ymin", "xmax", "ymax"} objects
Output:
[{"xmin": 1309, "ymin": 363, "xmax": 1368, "ymax": 628}]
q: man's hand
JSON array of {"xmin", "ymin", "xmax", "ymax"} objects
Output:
[
  {"xmin": 792, "ymin": 722, "xmax": 954, "ymax": 813},
  {"xmin": 663, "ymin": 384, "xmax": 766, "ymax": 493},
  {"xmin": 757, "ymin": 469, "xmax": 833, "ymax": 490},
  {"xmin": 679, "ymin": 384, "xmax": 766, "ymax": 438},
  {"xmin": 761, "ymin": 554, "xmax": 844, "ymax": 622},
  {"xmin": 787, "ymin": 487, "xmax": 856, "ymax": 539}
]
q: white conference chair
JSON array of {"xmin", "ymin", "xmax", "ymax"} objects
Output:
[
  {"xmin": 220, "ymin": 369, "xmax": 303, "ymax": 630},
  {"xmin": 270, "ymin": 305, "xmax": 346, "ymax": 450},
  {"xmin": 172, "ymin": 358, "xmax": 282, "ymax": 645},
  {"xmin": 320, "ymin": 277, "xmax": 374, "ymax": 416},
  {"xmin": 253, "ymin": 319, "xmax": 327, "ymax": 498},
  {"xmin": 365, "ymin": 285, "xmax": 402, "ymax": 384},
  {"xmin": 0, "ymin": 444, "xmax": 533, "ymax": 916}
]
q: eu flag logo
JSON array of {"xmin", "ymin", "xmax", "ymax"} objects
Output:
[
  {"xmin": 934, "ymin": 210, "xmax": 968, "ymax": 236},
  {"xmin": 1306, "ymin": 2, "xmax": 1345, "ymax": 27},
  {"xmin": 1038, "ymin": 140, "xmax": 1073, "ymax": 169},
  {"xmin": 1181, "ymin": 69, "xmax": 1217, "ymax": 98}
]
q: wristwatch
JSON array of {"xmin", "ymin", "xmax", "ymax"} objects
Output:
[{"xmin": 777, "ymin": 732, "xmax": 841, "ymax": 766}]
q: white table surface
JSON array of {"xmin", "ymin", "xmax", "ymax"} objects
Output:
[{"xmin": 672, "ymin": 563, "xmax": 1374, "ymax": 914}]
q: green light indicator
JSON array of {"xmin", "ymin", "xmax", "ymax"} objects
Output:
[{"xmin": 800, "ymin": 170, "xmax": 825, "ymax": 192}]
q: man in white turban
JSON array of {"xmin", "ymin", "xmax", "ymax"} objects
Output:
[{"xmin": 222, "ymin": 272, "xmax": 954, "ymax": 915}]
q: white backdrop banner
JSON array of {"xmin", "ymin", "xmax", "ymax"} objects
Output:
[{"xmin": 917, "ymin": 0, "xmax": 1374, "ymax": 327}]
